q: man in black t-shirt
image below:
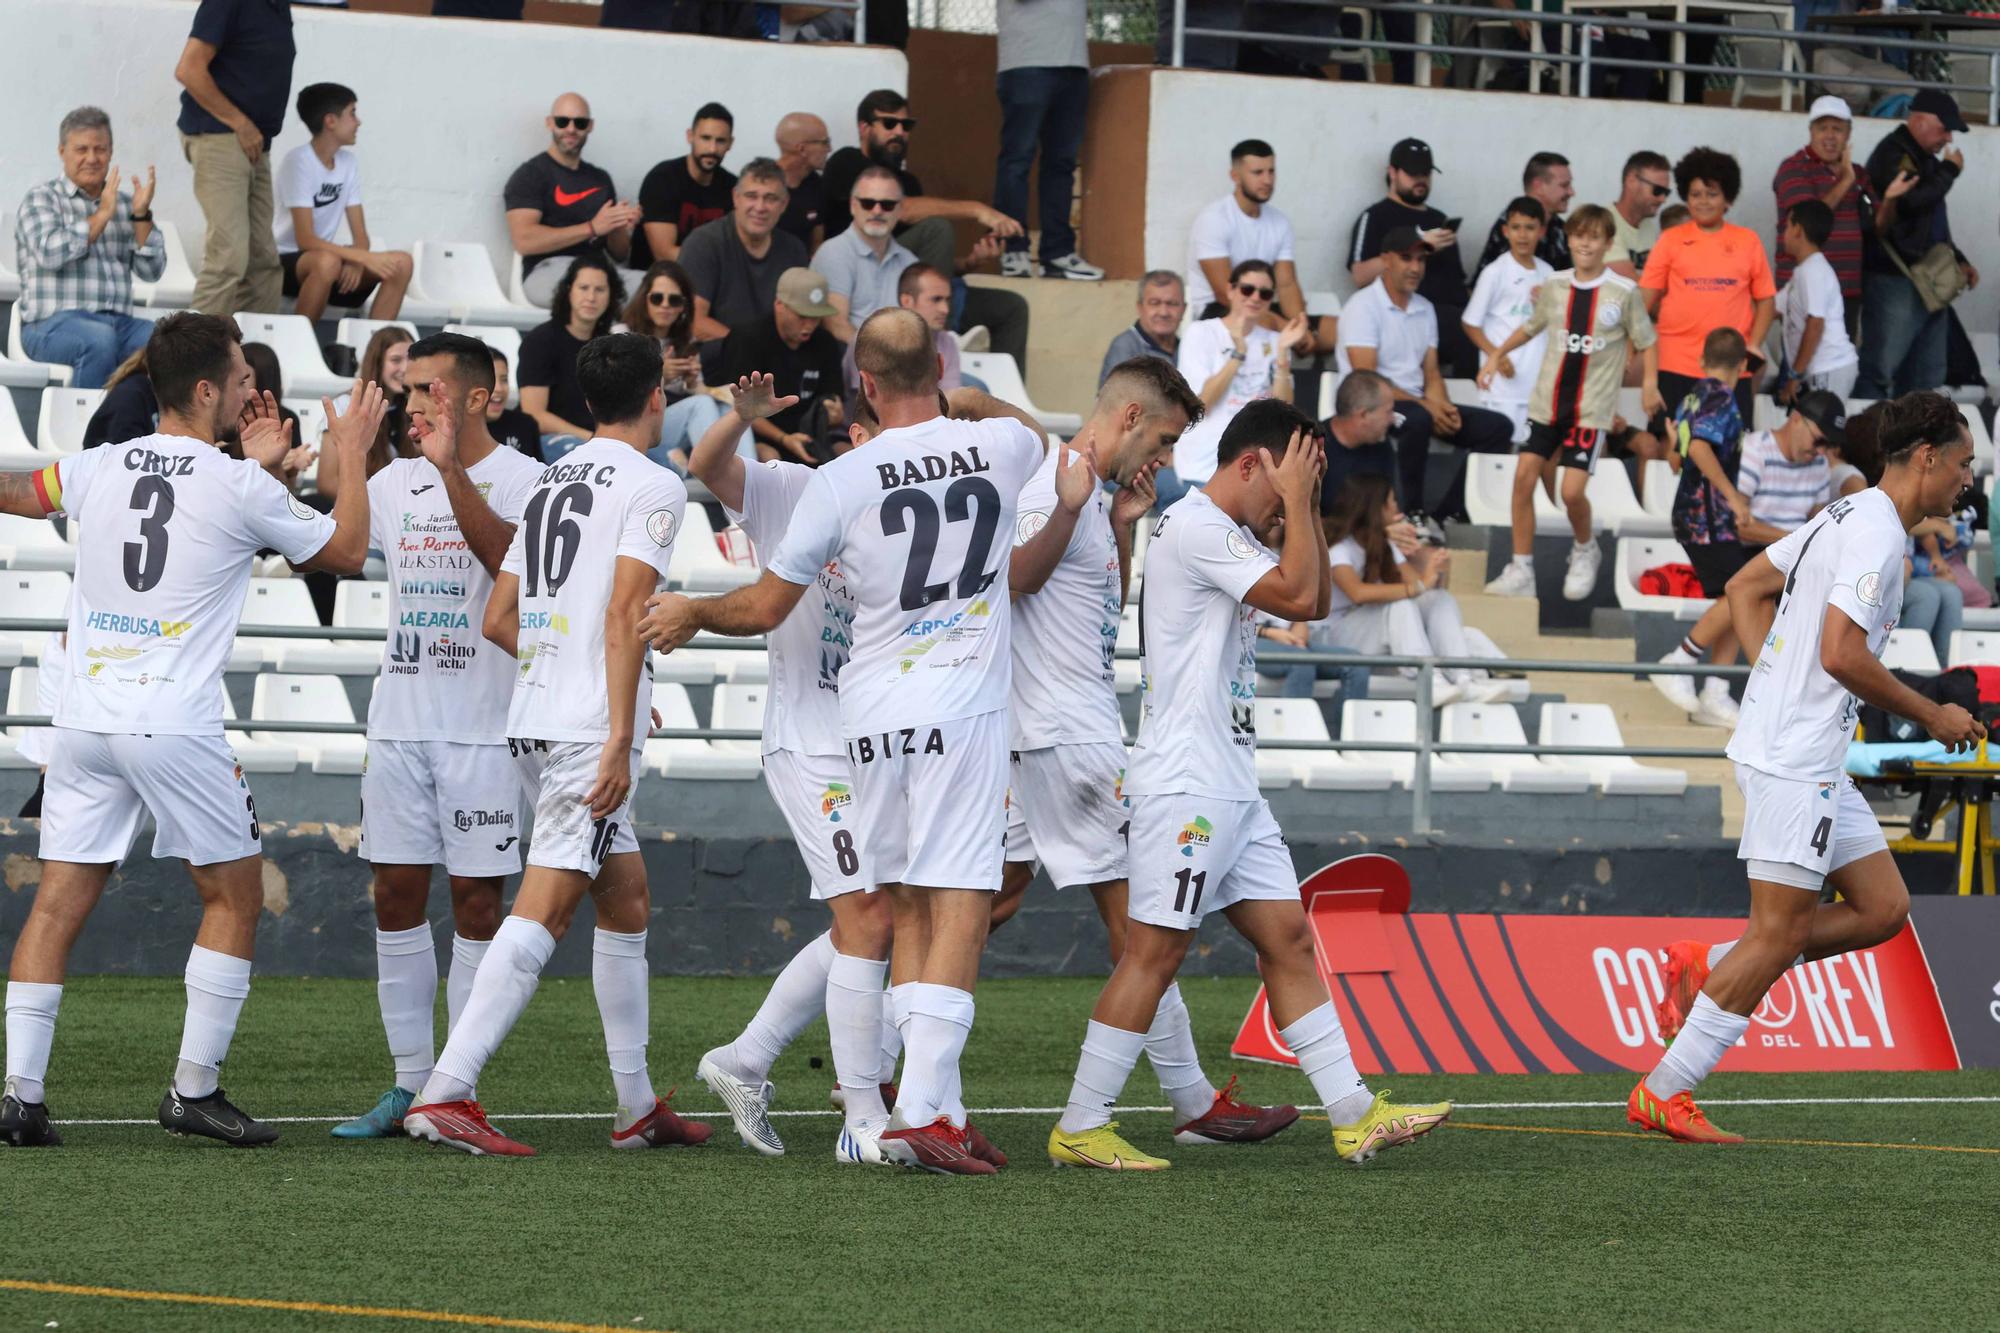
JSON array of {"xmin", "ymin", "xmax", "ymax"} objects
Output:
[
  {"xmin": 715, "ymin": 267, "xmax": 846, "ymax": 463},
  {"xmin": 1473, "ymin": 151, "xmax": 1572, "ymax": 279},
  {"xmin": 502, "ymin": 92, "xmax": 644, "ymax": 307},
  {"xmin": 1349, "ymin": 138, "xmax": 1474, "ymax": 375},
  {"xmin": 681, "ymin": 160, "xmax": 811, "ymax": 377},
  {"xmin": 774, "ymin": 111, "xmax": 831, "ymax": 248},
  {"xmin": 633, "ymin": 101, "xmax": 737, "ymax": 270}
]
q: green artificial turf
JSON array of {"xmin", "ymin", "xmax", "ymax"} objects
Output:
[{"xmin": 2, "ymin": 975, "xmax": 1996, "ymax": 1332}]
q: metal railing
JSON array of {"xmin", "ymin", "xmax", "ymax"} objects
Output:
[{"xmin": 0, "ymin": 616, "xmax": 1747, "ymax": 836}]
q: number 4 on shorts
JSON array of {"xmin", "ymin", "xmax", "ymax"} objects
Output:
[{"xmin": 1809, "ymin": 816, "xmax": 1831, "ymax": 857}]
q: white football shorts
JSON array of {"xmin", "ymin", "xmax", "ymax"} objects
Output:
[
  {"xmin": 39, "ymin": 728, "xmax": 263, "ymax": 867},
  {"xmin": 1126, "ymin": 793, "xmax": 1297, "ymax": 931},
  {"xmin": 847, "ymin": 710, "xmax": 1008, "ymax": 892},
  {"xmin": 509, "ymin": 738, "xmax": 641, "ymax": 875},
  {"xmin": 360, "ymin": 739, "xmax": 524, "ymax": 877},
  {"xmin": 1003, "ymin": 743, "xmax": 1130, "ymax": 890},
  {"xmin": 762, "ymin": 748, "xmax": 871, "ymax": 900},
  {"xmin": 1734, "ymin": 764, "xmax": 1886, "ymax": 891}
]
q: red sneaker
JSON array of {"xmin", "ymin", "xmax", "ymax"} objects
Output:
[
  {"xmin": 878, "ymin": 1116, "xmax": 998, "ymax": 1175},
  {"xmin": 1627, "ymin": 1080, "xmax": 1744, "ymax": 1144},
  {"xmin": 964, "ymin": 1121, "xmax": 1008, "ymax": 1168},
  {"xmin": 403, "ymin": 1099, "xmax": 534, "ymax": 1157},
  {"xmin": 1172, "ymin": 1075, "xmax": 1301, "ymax": 1145},
  {"xmin": 1656, "ymin": 939, "xmax": 1714, "ymax": 1046},
  {"xmin": 611, "ymin": 1092, "xmax": 713, "ymax": 1150}
]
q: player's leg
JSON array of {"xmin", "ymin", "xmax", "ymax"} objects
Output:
[
  {"xmin": 1486, "ymin": 445, "xmax": 1542, "ymax": 596},
  {"xmin": 2, "ymin": 860, "xmax": 112, "ymax": 1146},
  {"xmin": 826, "ymin": 887, "xmax": 894, "ymax": 1162},
  {"xmin": 445, "ymin": 874, "xmax": 503, "ymax": 1032},
  {"xmin": 988, "ymin": 858, "xmax": 1035, "ymax": 931},
  {"xmin": 585, "ymin": 847, "xmax": 703, "ymax": 1150},
  {"xmin": 160, "ymin": 851, "xmax": 278, "ymax": 1145},
  {"xmin": 1558, "ymin": 438, "xmax": 1600, "ymax": 601},
  {"xmin": 367, "ymin": 251, "xmax": 414, "ymax": 321},
  {"xmin": 333, "ymin": 862, "xmax": 438, "ymax": 1138},
  {"xmin": 288, "ymin": 248, "xmax": 342, "ymax": 323}
]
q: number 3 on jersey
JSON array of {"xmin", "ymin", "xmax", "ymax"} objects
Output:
[
  {"xmin": 125, "ymin": 476, "xmax": 176, "ymax": 592},
  {"xmin": 881, "ymin": 477, "xmax": 1002, "ymax": 611}
]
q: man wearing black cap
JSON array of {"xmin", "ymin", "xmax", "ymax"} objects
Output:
[
  {"xmin": 1349, "ymin": 139, "xmax": 1473, "ymax": 375},
  {"xmin": 1734, "ymin": 389, "xmax": 1849, "ymax": 546},
  {"xmin": 1857, "ymin": 89, "xmax": 1976, "ymax": 399}
]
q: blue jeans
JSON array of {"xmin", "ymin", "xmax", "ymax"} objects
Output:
[
  {"xmin": 1900, "ymin": 576, "xmax": 1963, "ymax": 663},
  {"xmin": 1857, "ymin": 271, "xmax": 1948, "ymax": 399},
  {"xmin": 540, "ymin": 432, "xmax": 586, "ymax": 461},
  {"xmin": 994, "ymin": 65, "xmax": 1088, "ymax": 262},
  {"xmin": 649, "ymin": 394, "xmax": 728, "ymax": 472},
  {"xmin": 1257, "ymin": 641, "xmax": 1370, "ymax": 702},
  {"xmin": 20, "ymin": 310, "xmax": 152, "ymax": 389},
  {"xmin": 1151, "ymin": 464, "xmax": 1193, "ymax": 514}
]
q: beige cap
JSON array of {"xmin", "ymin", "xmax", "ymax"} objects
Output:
[{"xmin": 777, "ymin": 267, "xmax": 837, "ymax": 318}]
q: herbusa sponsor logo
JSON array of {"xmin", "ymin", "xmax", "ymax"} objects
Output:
[
  {"xmin": 518, "ymin": 611, "xmax": 571, "ymax": 634},
  {"xmin": 399, "ymin": 578, "xmax": 467, "ymax": 598},
  {"xmin": 1593, "ymin": 945, "xmax": 1899, "ymax": 1050},
  {"xmin": 452, "ymin": 808, "xmax": 513, "ymax": 832},
  {"xmin": 85, "ymin": 611, "xmax": 192, "ymax": 638}
]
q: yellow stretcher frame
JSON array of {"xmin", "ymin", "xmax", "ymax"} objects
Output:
[{"xmin": 1855, "ymin": 758, "xmax": 2000, "ymax": 896}]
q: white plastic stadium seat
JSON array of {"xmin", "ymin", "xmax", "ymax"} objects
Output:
[
  {"xmin": 37, "ymin": 387, "xmax": 103, "ymax": 455},
  {"xmin": 1537, "ymin": 703, "xmax": 1688, "ymax": 796},
  {"xmin": 249, "ymin": 673, "xmax": 365, "ymax": 774},
  {"xmin": 0, "ymin": 570, "xmax": 70, "ymax": 660},
  {"xmin": 334, "ymin": 318, "xmax": 418, "ymax": 367},
  {"xmin": 673, "ymin": 504, "xmax": 757, "ymax": 593},
  {"xmin": 412, "ymin": 241, "xmax": 543, "ymax": 330},
  {"xmin": 0, "ymin": 512, "xmax": 75, "ymax": 571},
  {"xmin": 710, "ymin": 683, "xmax": 766, "ymax": 756},
  {"xmin": 1465, "ymin": 453, "xmax": 1513, "ymax": 528},
  {"xmin": 960, "ymin": 352, "xmax": 1082, "ymax": 435},
  {"xmin": 218, "ymin": 692, "xmax": 298, "ymax": 773},
  {"xmin": 236, "ymin": 577, "xmax": 340, "ymax": 672},
  {"xmin": 443, "ymin": 324, "xmax": 523, "ymax": 380},
  {"xmin": 0, "ymin": 389, "xmax": 43, "ymax": 467},
  {"xmin": 1339, "ymin": 698, "xmax": 1492, "ymax": 791},
  {"xmin": 0, "ymin": 210, "xmax": 18, "ymax": 303},
  {"xmin": 233, "ymin": 313, "xmax": 349, "ymax": 397},
  {"xmin": 131, "ymin": 219, "xmax": 199, "ymax": 309},
  {"xmin": 1880, "ymin": 629, "xmax": 1941, "ymax": 675},
  {"xmin": 1947, "ymin": 629, "xmax": 2000, "ymax": 668},
  {"xmin": 1630, "ymin": 458, "xmax": 1677, "ymax": 532},
  {"xmin": 1114, "ymin": 605, "xmax": 1141, "ymax": 695},
  {"xmin": 1256, "ymin": 696, "xmax": 1393, "ymax": 790},
  {"xmin": 286, "ymin": 397, "xmax": 329, "ymax": 449},
  {"xmin": 332, "ymin": 581, "xmax": 391, "ymax": 631},
  {"xmin": 1439, "ymin": 703, "xmax": 1588, "ymax": 793},
  {"xmin": 3, "ymin": 665, "xmax": 51, "ymax": 766},
  {"xmin": 8, "ymin": 303, "xmax": 72, "ymax": 386},
  {"xmin": 641, "ymin": 682, "xmax": 760, "ymax": 779},
  {"xmin": 1613, "ymin": 535, "xmax": 1710, "ymax": 618}
]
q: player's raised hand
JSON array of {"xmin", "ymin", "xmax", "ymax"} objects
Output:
[
  {"xmin": 729, "ymin": 372, "xmax": 800, "ymax": 423},
  {"xmin": 1265, "ymin": 427, "xmax": 1322, "ymax": 509},
  {"xmin": 1929, "ymin": 702, "xmax": 1983, "ymax": 753},
  {"xmin": 1054, "ymin": 443, "xmax": 1099, "ymax": 514},
  {"xmin": 639, "ymin": 589, "xmax": 701, "ymax": 653},
  {"xmin": 324, "ymin": 381, "xmax": 388, "ymax": 458},
  {"xmin": 584, "ymin": 741, "xmax": 631, "ymax": 819},
  {"xmin": 1112, "ymin": 458, "xmax": 1160, "ymax": 527},
  {"xmin": 415, "ymin": 378, "xmax": 462, "ymax": 471},
  {"xmin": 238, "ymin": 406, "xmax": 294, "ymax": 472}
]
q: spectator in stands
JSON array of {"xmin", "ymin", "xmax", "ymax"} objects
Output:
[
  {"xmin": 1461, "ymin": 196, "xmax": 1550, "ymax": 446},
  {"xmin": 1858, "ymin": 91, "xmax": 1973, "ymax": 400},
  {"xmin": 821, "ymin": 90, "xmax": 1030, "ymax": 372},
  {"xmin": 715, "ymin": 268, "xmax": 846, "ymax": 465},
  {"xmin": 844, "ymin": 263, "xmax": 964, "ymax": 401},
  {"xmin": 518, "ymin": 255, "xmax": 621, "ymax": 460},
  {"xmin": 1099, "ymin": 271, "xmax": 1184, "ymax": 386},
  {"xmin": 773, "ymin": 112, "xmax": 832, "ymax": 247},
  {"xmin": 1475, "ymin": 151, "xmax": 1571, "ymax": 279},
  {"xmin": 81, "ymin": 348, "xmax": 154, "ymax": 449},
  {"xmin": 1255, "ymin": 611, "xmax": 1369, "ymax": 704},
  {"xmin": 1641, "ymin": 147, "xmax": 1774, "ymax": 427},
  {"xmin": 812, "ymin": 167, "xmax": 916, "ymax": 342},
  {"xmin": 1734, "ymin": 389, "xmax": 1844, "ymax": 544},
  {"xmin": 1184, "ymin": 140, "xmax": 1328, "ymax": 353},
  {"xmin": 682, "ymin": 159, "xmax": 809, "ymax": 371},
  {"xmin": 485, "ymin": 347, "xmax": 542, "ymax": 461},
  {"xmin": 275, "ymin": 83, "xmax": 412, "ymax": 324},
  {"xmin": 1657, "ymin": 203, "xmax": 1689, "ymax": 232},
  {"xmin": 621, "ymin": 258, "xmax": 725, "ymax": 472},
  {"xmin": 13, "ymin": 107, "xmax": 164, "ymax": 388},
  {"xmin": 1598, "ymin": 150, "xmax": 1670, "ymax": 280},
  {"xmin": 1337, "ymin": 227, "xmax": 1513, "ymax": 528},
  {"xmin": 1319, "ymin": 367, "xmax": 1398, "ymax": 514},
  {"xmin": 1777, "ymin": 200, "xmax": 1859, "ymax": 402},
  {"xmin": 504, "ymin": 93, "xmax": 643, "ymax": 308},
  {"xmin": 1349, "ymin": 138, "xmax": 1469, "ymax": 376},
  {"xmin": 320, "ymin": 324, "xmax": 414, "ymax": 500},
  {"xmin": 1772, "ymin": 97, "xmax": 1870, "ymax": 335},
  {"xmin": 240, "ymin": 340, "xmax": 304, "ymax": 450},
  {"xmin": 174, "ymin": 0, "xmax": 294, "ymax": 316},
  {"xmin": 633, "ymin": 102, "xmax": 736, "ymax": 269},
  {"xmin": 1319, "ymin": 474, "xmax": 1502, "ymax": 707},
  {"xmin": 993, "ymin": 0, "xmax": 1102, "ymax": 282},
  {"xmin": 1174, "ymin": 259, "xmax": 1308, "ymax": 486}
]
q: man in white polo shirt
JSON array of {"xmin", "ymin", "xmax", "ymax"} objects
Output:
[
  {"xmin": 1183, "ymin": 139, "xmax": 1331, "ymax": 353},
  {"xmin": 1335, "ymin": 226, "xmax": 1511, "ymax": 527}
]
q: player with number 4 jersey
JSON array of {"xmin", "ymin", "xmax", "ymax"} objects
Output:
[
  {"xmin": 1631, "ymin": 392, "xmax": 1981, "ymax": 1145},
  {"xmin": 1, "ymin": 314, "xmax": 378, "ymax": 1150}
]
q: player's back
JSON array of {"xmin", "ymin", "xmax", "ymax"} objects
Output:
[
  {"xmin": 1008, "ymin": 445, "xmax": 1124, "ymax": 749},
  {"xmin": 504, "ymin": 438, "xmax": 686, "ymax": 744},
  {"xmin": 772, "ymin": 413, "xmax": 1044, "ymax": 735},
  {"xmin": 54, "ymin": 433, "xmax": 334, "ymax": 736}
]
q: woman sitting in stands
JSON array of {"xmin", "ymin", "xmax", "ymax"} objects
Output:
[
  {"xmin": 621, "ymin": 259, "xmax": 726, "ymax": 474},
  {"xmin": 1318, "ymin": 474, "xmax": 1505, "ymax": 707},
  {"xmin": 519, "ymin": 255, "xmax": 621, "ymax": 462},
  {"xmin": 1173, "ymin": 257, "xmax": 1311, "ymax": 490},
  {"xmin": 319, "ymin": 325, "xmax": 414, "ymax": 498}
]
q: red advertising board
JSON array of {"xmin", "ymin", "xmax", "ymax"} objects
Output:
[{"xmin": 1232, "ymin": 854, "xmax": 1961, "ymax": 1074}]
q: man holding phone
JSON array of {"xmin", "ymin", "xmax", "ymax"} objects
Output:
[
  {"xmin": 1857, "ymin": 90, "xmax": 1973, "ymax": 399},
  {"xmin": 1349, "ymin": 139, "xmax": 1473, "ymax": 375}
]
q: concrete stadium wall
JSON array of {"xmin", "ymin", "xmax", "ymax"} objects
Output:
[{"xmin": 0, "ymin": 0, "xmax": 906, "ymax": 281}]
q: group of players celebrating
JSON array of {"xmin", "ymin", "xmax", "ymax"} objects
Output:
[{"xmin": 0, "ymin": 306, "xmax": 1979, "ymax": 1170}]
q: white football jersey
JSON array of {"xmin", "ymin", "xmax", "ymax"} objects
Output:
[
  {"xmin": 501, "ymin": 438, "xmax": 686, "ymax": 744},
  {"xmin": 368, "ymin": 448, "xmax": 541, "ymax": 744},
  {"xmin": 726, "ymin": 458, "xmax": 854, "ymax": 757},
  {"xmin": 767, "ymin": 414, "xmax": 1045, "ymax": 737},
  {"xmin": 1123, "ymin": 491, "xmax": 1277, "ymax": 800},
  {"xmin": 1729, "ymin": 487, "xmax": 1906, "ymax": 782},
  {"xmin": 39, "ymin": 435, "xmax": 334, "ymax": 736},
  {"xmin": 1008, "ymin": 445, "xmax": 1125, "ymax": 749}
]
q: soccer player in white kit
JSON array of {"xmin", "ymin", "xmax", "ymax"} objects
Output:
[
  {"xmin": 0, "ymin": 313, "xmax": 380, "ymax": 1148},
  {"xmin": 991, "ymin": 358, "xmax": 1300, "ymax": 1146},
  {"xmin": 644, "ymin": 309, "xmax": 1053, "ymax": 1174},
  {"xmin": 332, "ymin": 333, "xmax": 543, "ymax": 1139},
  {"xmin": 402, "ymin": 333, "xmax": 708, "ymax": 1157},
  {"xmin": 1049, "ymin": 400, "xmax": 1451, "ymax": 1170},
  {"xmin": 1631, "ymin": 391, "xmax": 1980, "ymax": 1144}
]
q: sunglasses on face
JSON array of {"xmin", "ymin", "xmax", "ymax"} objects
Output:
[
  {"xmin": 1236, "ymin": 283, "xmax": 1274, "ymax": 299},
  {"xmin": 1641, "ymin": 180, "xmax": 1671, "ymax": 198},
  {"xmin": 855, "ymin": 196, "xmax": 901, "ymax": 212},
  {"xmin": 648, "ymin": 291, "xmax": 686, "ymax": 307},
  {"xmin": 873, "ymin": 116, "xmax": 917, "ymax": 132},
  {"xmin": 551, "ymin": 115, "xmax": 592, "ymax": 130}
]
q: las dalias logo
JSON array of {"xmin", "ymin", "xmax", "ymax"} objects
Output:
[
  {"xmin": 821, "ymin": 783, "xmax": 853, "ymax": 821},
  {"xmin": 1178, "ymin": 817, "xmax": 1213, "ymax": 856}
]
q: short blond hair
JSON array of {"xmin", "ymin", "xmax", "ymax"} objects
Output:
[{"xmin": 1567, "ymin": 203, "xmax": 1617, "ymax": 243}]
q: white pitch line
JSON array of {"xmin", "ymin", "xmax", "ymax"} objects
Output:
[{"xmin": 46, "ymin": 1095, "xmax": 2000, "ymax": 1127}]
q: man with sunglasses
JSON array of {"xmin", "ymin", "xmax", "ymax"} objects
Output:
[
  {"xmin": 813, "ymin": 168, "xmax": 917, "ymax": 344},
  {"xmin": 1772, "ymin": 97, "xmax": 1871, "ymax": 338},
  {"xmin": 1597, "ymin": 150, "xmax": 1671, "ymax": 281},
  {"xmin": 504, "ymin": 93, "xmax": 643, "ymax": 308},
  {"xmin": 1733, "ymin": 390, "xmax": 1846, "ymax": 548}
]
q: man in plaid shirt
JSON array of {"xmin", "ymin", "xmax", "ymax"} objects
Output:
[{"xmin": 15, "ymin": 107, "xmax": 166, "ymax": 388}]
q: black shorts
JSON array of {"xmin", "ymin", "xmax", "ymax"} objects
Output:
[
  {"xmin": 279, "ymin": 251, "xmax": 380, "ymax": 306},
  {"xmin": 1685, "ymin": 540, "xmax": 1750, "ymax": 599},
  {"xmin": 1521, "ymin": 422, "xmax": 1604, "ymax": 472}
]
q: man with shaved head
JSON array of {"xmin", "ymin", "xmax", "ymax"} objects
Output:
[
  {"xmin": 504, "ymin": 93, "xmax": 644, "ymax": 307},
  {"xmin": 774, "ymin": 111, "xmax": 832, "ymax": 248}
]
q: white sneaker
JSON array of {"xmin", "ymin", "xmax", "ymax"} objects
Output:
[
  {"xmin": 1691, "ymin": 684, "xmax": 1740, "ymax": 729},
  {"xmin": 999, "ymin": 251, "xmax": 1036, "ymax": 279},
  {"xmin": 957, "ymin": 324, "xmax": 991, "ymax": 353},
  {"xmin": 1484, "ymin": 562, "xmax": 1537, "ymax": 598},
  {"xmin": 1651, "ymin": 655, "xmax": 1699, "ymax": 713},
  {"xmin": 835, "ymin": 1117, "xmax": 892, "ymax": 1165},
  {"xmin": 695, "ymin": 1050, "xmax": 784, "ymax": 1157},
  {"xmin": 1562, "ymin": 542, "xmax": 1602, "ymax": 602},
  {"xmin": 1045, "ymin": 252, "xmax": 1105, "ymax": 281}
]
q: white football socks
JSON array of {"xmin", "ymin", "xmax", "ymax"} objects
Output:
[
  {"xmin": 375, "ymin": 924, "xmax": 437, "ymax": 1095},
  {"xmin": 1510, "ymin": 554, "xmax": 1533, "ymax": 571},
  {"xmin": 175, "ymin": 945, "xmax": 251, "ymax": 1099},
  {"xmin": 1143, "ymin": 983, "xmax": 1218, "ymax": 1123},
  {"xmin": 1058, "ymin": 1020, "xmax": 1146, "ymax": 1134},
  {"xmin": 1281, "ymin": 1002, "xmax": 1373, "ymax": 1125},
  {"xmin": 882, "ymin": 981, "xmax": 914, "ymax": 1084},
  {"xmin": 4, "ymin": 980, "xmax": 62, "ymax": 1104},
  {"xmin": 447, "ymin": 933, "xmax": 491, "ymax": 1037},
  {"xmin": 424, "ymin": 916, "xmax": 555, "ymax": 1106},
  {"xmin": 896, "ymin": 983, "xmax": 974, "ymax": 1128},
  {"xmin": 1645, "ymin": 992, "xmax": 1749, "ymax": 1098},
  {"xmin": 592, "ymin": 928, "xmax": 655, "ymax": 1126},
  {"xmin": 722, "ymin": 930, "xmax": 836, "ymax": 1083},
  {"xmin": 826, "ymin": 952, "xmax": 890, "ymax": 1125}
]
